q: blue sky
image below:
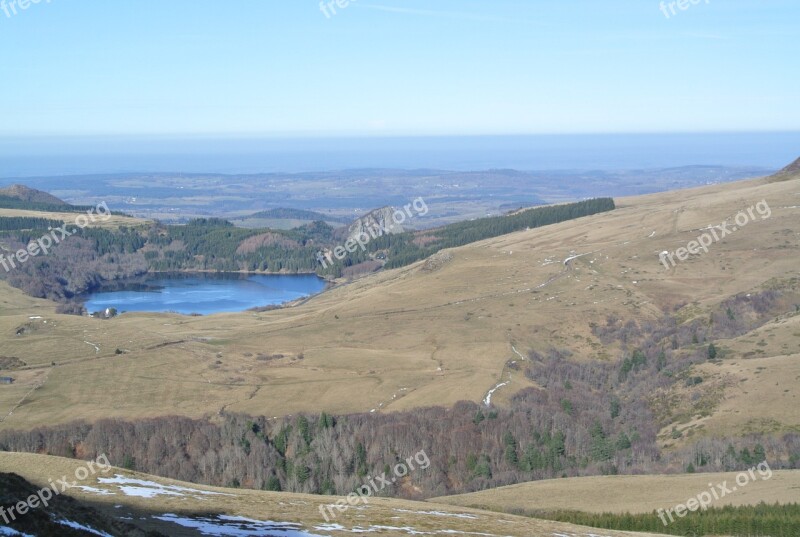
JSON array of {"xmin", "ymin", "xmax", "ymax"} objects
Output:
[{"xmin": 0, "ymin": 0, "xmax": 798, "ymax": 137}]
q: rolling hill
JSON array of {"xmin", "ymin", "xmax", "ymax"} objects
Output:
[
  {"xmin": 0, "ymin": 163, "xmax": 798, "ymax": 532},
  {"xmin": 0, "ymin": 165, "xmax": 796, "ymax": 430},
  {"xmin": 231, "ymin": 207, "xmax": 351, "ymax": 230},
  {"xmin": 431, "ymin": 470, "xmax": 800, "ymax": 514},
  {"xmin": 0, "ymin": 452, "xmax": 665, "ymax": 537},
  {"xmin": 0, "ymin": 184, "xmax": 69, "ymax": 207}
]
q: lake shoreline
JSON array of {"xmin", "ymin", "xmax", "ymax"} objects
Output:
[{"xmin": 82, "ymin": 272, "xmax": 329, "ymax": 316}]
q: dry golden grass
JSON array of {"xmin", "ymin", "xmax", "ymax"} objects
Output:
[
  {"xmin": 0, "ymin": 452, "xmax": 665, "ymax": 537},
  {"xmin": 0, "ymin": 172, "xmax": 797, "ymax": 435},
  {"xmin": 0, "ymin": 207, "xmax": 149, "ymax": 228},
  {"xmin": 657, "ymin": 353, "xmax": 800, "ymax": 447},
  {"xmin": 431, "ymin": 470, "xmax": 800, "ymax": 515},
  {"xmin": 651, "ymin": 298, "xmax": 800, "ymax": 447}
]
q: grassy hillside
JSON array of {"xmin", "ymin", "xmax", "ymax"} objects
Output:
[
  {"xmin": 0, "ymin": 169, "xmax": 797, "ymax": 431},
  {"xmin": 431, "ymin": 470, "xmax": 800, "ymax": 514},
  {"xmin": 0, "ymin": 167, "xmax": 797, "ymax": 535},
  {"xmin": 431, "ymin": 472, "xmax": 800, "ymax": 537},
  {"xmin": 431, "ymin": 474, "xmax": 800, "ymax": 537},
  {"xmin": 0, "ymin": 452, "xmax": 664, "ymax": 537}
]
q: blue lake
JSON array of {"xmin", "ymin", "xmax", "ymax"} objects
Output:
[{"xmin": 83, "ymin": 273, "xmax": 327, "ymax": 315}]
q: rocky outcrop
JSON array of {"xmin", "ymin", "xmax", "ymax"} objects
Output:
[
  {"xmin": 420, "ymin": 251, "xmax": 453, "ymax": 273},
  {"xmin": 346, "ymin": 206, "xmax": 404, "ymax": 241}
]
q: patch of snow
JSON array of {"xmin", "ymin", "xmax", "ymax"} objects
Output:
[
  {"xmin": 313, "ymin": 518, "xmax": 511, "ymax": 535},
  {"xmin": 97, "ymin": 474, "xmax": 233, "ymax": 499},
  {"xmin": 74, "ymin": 485, "xmax": 116, "ymax": 496},
  {"xmin": 155, "ymin": 514, "xmax": 326, "ymax": 536},
  {"xmin": 56, "ymin": 519, "xmax": 114, "ymax": 537},
  {"xmin": 483, "ymin": 381, "xmax": 510, "ymax": 406},
  {"xmin": 563, "ymin": 253, "xmax": 589, "ymax": 265},
  {"xmin": 0, "ymin": 527, "xmax": 35, "ymax": 537},
  {"xmin": 393, "ymin": 508, "xmax": 478, "ymax": 519},
  {"xmin": 360, "ymin": 526, "xmax": 501, "ymax": 536},
  {"xmin": 314, "ymin": 523, "xmax": 346, "ymax": 531},
  {"xmin": 553, "ymin": 534, "xmax": 613, "ymax": 537},
  {"xmin": 358, "ymin": 526, "xmax": 418, "ymax": 534}
]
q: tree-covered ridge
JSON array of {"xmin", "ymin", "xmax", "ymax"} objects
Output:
[
  {"xmin": 426, "ymin": 197, "xmax": 615, "ymax": 247},
  {"xmin": 0, "ymin": 194, "xmax": 97, "ymax": 213},
  {"xmin": 0, "ymin": 216, "xmax": 65, "ymax": 232},
  {"xmin": 319, "ymin": 198, "xmax": 616, "ymax": 274},
  {"xmin": 0, "ymin": 184, "xmax": 70, "ymax": 206},
  {"xmin": 0, "ymin": 199, "xmax": 615, "ymax": 300},
  {"xmin": 246, "ymin": 208, "xmax": 350, "ymax": 223},
  {"xmin": 144, "ymin": 218, "xmax": 335, "ymax": 272},
  {"xmin": 396, "ymin": 197, "xmax": 615, "ymax": 266},
  {"xmin": 73, "ymin": 226, "xmax": 147, "ymax": 255}
]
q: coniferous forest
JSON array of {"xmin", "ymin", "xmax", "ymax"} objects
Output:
[{"xmin": 0, "ymin": 198, "xmax": 615, "ymax": 303}]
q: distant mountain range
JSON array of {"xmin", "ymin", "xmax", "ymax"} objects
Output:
[
  {"xmin": 243, "ymin": 207, "xmax": 351, "ymax": 224},
  {"xmin": 0, "ymin": 165, "xmax": 771, "ymax": 228}
]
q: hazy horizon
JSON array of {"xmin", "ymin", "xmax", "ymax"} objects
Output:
[{"xmin": 1, "ymin": 132, "xmax": 797, "ymax": 178}]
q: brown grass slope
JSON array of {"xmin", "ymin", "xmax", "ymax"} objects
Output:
[
  {"xmin": 431, "ymin": 469, "xmax": 800, "ymax": 515},
  {"xmin": 0, "ymin": 452, "xmax": 665, "ymax": 537},
  {"xmin": 0, "ymin": 166, "xmax": 797, "ymax": 434}
]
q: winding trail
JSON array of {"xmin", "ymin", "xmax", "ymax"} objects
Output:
[{"xmin": 0, "ymin": 369, "xmax": 51, "ymax": 425}]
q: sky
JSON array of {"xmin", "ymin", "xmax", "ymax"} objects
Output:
[{"xmin": 0, "ymin": 0, "xmax": 798, "ymax": 137}]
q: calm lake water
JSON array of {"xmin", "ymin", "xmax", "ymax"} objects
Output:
[{"xmin": 83, "ymin": 273, "xmax": 327, "ymax": 315}]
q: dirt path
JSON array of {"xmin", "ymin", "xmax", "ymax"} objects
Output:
[{"xmin": 0, "ymin": 368, "xmax": 51, "ymax": 425}]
